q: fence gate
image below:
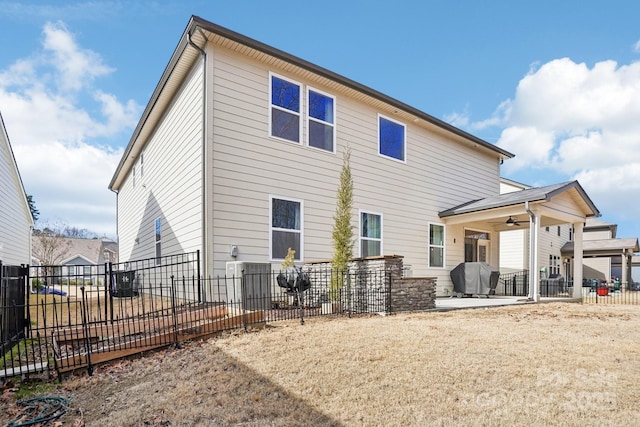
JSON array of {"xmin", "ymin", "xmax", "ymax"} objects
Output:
[{"xmin": 1, "ymin": 263, "xmax": 28, "ymax": 356}]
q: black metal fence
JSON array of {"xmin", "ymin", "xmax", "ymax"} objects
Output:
[
  {"xmin": 1, "ymin": 252, "xmax": 395, "ymax": 381},
  {"xmin": 497, "ymin": 270, "xmax": 529, "ymax": 296}
]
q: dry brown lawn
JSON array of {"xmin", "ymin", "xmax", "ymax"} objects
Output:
[{"xmin": 7, "ymin": 302, "xmax": 640, "ymax": 426}]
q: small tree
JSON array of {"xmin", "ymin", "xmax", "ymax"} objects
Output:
[
  {"xmin": 330, "ymin": 147, "xmax": 354, "ymax": 301},
  {"xmin": 32, "ymin": 222, "xmax": 71, "ymax": 284},
  {"xmin": 281, "ymin": 248, "xmax": 296, "ymax": 270},
  {"xmin": 26, "ymin": 194, "xmax": 39, "ymax": 221}
]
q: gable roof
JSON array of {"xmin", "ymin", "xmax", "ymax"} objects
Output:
[
  {"xmin": 561, "ymin": 238, "xmax": 639, "ymax": 256},
  {"xmin": 32, "ymin": 237, "xmax": 118, "ymax": 265},
  {"xmin": 109, "ymin": 15, "xmax": 514, "ymax": 191},
  {"xmin": 439, "ymin": 181, "xmax": 600, "ymax": 218},
  {"xmin": 0, "ymin": 111, "xmax": 34, "ymax": 227}
]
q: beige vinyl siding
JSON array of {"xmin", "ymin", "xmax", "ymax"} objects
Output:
[
  {"xmin": 0, "ymin": 124, "xmax": 32, "ymax": 265},
  {"xmin": 208, "ymin": 46, "xmax": 500, "ymax": 277},
  {"xmin": 117, "ymin": 62, "xmax": 204, "ymax": 262},
  {"xmin": 500, "ymin": 229, "xmax": 528, "ymax": 272}
]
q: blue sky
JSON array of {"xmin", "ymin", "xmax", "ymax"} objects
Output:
[{"xmin": 1, "ymin": 0, "xmax": 640, "ymax": 244}]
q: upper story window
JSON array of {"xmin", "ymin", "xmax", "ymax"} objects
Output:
[
  {"xmin": 140, "ymin": 152, "xmax": 144, "ymax": 177},
  {"xmin": 378, "ymin": 115, "xmax": 406, "ymax": 162},
  {"xmin": 270, "ymin": 74, "xmax": 301, "ymax": 143},
  {"xmin": 132, "ymin": 165, "xmax": 136, "ymax": 188},
  {"xmin": 270, "ymin": 196, "xmax": 303, "ymax": 261},
  {"xmin": 428, "ymin": 223, "xmax": 445, "ymax": 268},
  {"xmin": 360, "ymin": 211, "xmax": 382, "ymax": 257},
  {"xmin": 307, "ymin": 88, "xmax": 335, "ymax": 152}
]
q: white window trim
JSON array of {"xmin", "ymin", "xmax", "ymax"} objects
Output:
[
  {"xmin": 359, "ymin": 209, "xmax": 383, "ymax": 257},
  {"xmin": 306, "ymin": 86, "xmax": 336, "ymax": 154},
  {"xmin": 428, "ymin": 222, "xmax": 446, "ymax": 269},
  {"xmin": 269, "ymin": 72, "xmax": 302, "ymax": 144},
  {"xmin": 377, "ymin": 113, "xmax": 407, "ymax": 163},
  {"xmin": 269, "ymin": 194, "xmax": 304, "ymax": 262}
]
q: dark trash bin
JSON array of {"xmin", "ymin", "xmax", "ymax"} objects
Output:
[
  {"xmin": 112, "ymin": 270, "xmax": 138, "ymax": 297},
  {"xmin": 541, "ymin": 274, "xmax": 565, "ymax": 296}
]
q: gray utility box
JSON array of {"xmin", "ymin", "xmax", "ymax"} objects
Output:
[
  {"xmin": 225, "ymin": 262, "xmax": 272, "ymax": 310},
  {"xmin": 450, "ymin": 262, "xmax": 500, "ymax": 297}
]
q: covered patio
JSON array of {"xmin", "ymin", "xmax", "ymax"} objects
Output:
[{"xmin": 439, "ymin": 181, "xmax": 600, "ymax": 301}]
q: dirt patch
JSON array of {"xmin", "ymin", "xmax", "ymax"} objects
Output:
[{"xmin": 3, "ymin": 302, "xmax": 640, "ymax": 426}]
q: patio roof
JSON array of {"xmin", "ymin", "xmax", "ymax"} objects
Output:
[
  {"xmin": 561, "ymin": 238, "xmax": 639, "ymax": 257},
  {"xmin": 439, "ymin": 181, "xmax": 600, "ymax": 219}
]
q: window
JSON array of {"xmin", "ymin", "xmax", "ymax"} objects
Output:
[
  {"xmin": 428, "ymin": 223, "xmax": 445, "ymax": 268},
  {"xmin": 557, "ymin": 226, "xmax": 561, "ymax": 237},
  {"xmin": 140, "ymin": 152, "xmax": 144, "ymax": 177},
  {"xmin": 378, "ymin": 115, "xmax": 406, "ymax": 162},
  {"xmin": 307, "ymin": 88, "xmax": 335, "ymax": 152},
  {"xmin": 155, "ymin": 218, "xmax": 162, "ymax": 265},
  {"xmin": 360, "ymin": 211, "xmax": 382, "ymax": 257},
  {"xmin": 271, "ymin": 196, "xmax": 303, "ymax": 261},
  {"xmin": 132, "ymin": 165, "xmax": 136, "ymax": 188},
  {"xmin": 270, "ymin": 74, "xmax": 301, "ymax": 143}
]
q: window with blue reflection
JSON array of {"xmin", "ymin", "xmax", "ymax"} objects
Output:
[
  {"xmin": 271, "ymin": 75, "xmax": 301, "ymax": 143},
  {"xmin": 308, "ymin": 89, "xmax": 335, "ymax": 152},
  {"xmin": 379, "ymin": 116, "xmax": 405, "ymax": 161}
]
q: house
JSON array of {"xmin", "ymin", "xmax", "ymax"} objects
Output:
[
  {"xmin": 109, "ymin": 16, "xmax": 600, "ymax": 299},
  {"xmin": 561, "ymin": 218, "xmax": 639, "ymax": 287},
  {"xmin": 499, "ymin": 178, "xmax": 638, "ymax": 289},
  {"xmin": 31, "ymin": 236, "xmax": 118, "ymax": 283},
  {"xmin": 0, "ymin": 112, "xmax": 34, "ymax": 266}
]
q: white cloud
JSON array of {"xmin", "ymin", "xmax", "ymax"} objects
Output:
[
  {"xmin": 42, "ymin": 21, "xmax": 114, "ymax": 92},
  {"xmin": 634, "ymin": 40, "xmax": 640, "ymax": 53},
  {"xmin": 468, "ymin": 55, "xmax": 640, "ymax": 232},
  {"xmin": 0, "ymin": 21, "xmax": 140, "ymax": 237}
]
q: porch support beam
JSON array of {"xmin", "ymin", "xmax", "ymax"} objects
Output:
[
  {"xmin": 572, "ymin": 222, "xmax": 584, "ymax": 299},
  {"xmin": 621, "ymin": 250, "xmax": 628, "ymax": 288},
  {"xmin": 528, "ymin": 208, "xmax": 540, "ymax": 302}
]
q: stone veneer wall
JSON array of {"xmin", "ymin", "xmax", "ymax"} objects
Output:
[
  {"xmin": 389, "ymin": 277, "xmax": 437, "ymax": 312},
  {"xmin": 304, "ymin": 255, "xmax": 435, "ymax": 313}
]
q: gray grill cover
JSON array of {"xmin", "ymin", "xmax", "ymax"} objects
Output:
[{"xmin": 450, "ymin": 262, "xmax": 500, "ymax": 296}]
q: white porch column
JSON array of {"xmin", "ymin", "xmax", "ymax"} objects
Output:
[
  {"xmin": 528, "ymin": 211, "xmax": 540, "ymax": 302},
  {"xmin": 572, "ymin": 222, "xmax": 584, "ymax": 299},
  {"xmin": 621, "ymin": 250, "xmax": 628, "ymax": 289}
]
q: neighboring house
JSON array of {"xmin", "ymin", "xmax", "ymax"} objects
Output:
[
  {"xmin": 561, "ymin": 218, "xmax": 639, "ymax": 286},
  {"xmin": 109, "ymin": 16, "xmax": 600, "ymax": 299},
  {"xmin": 499, "ymin": 178, "xmax": 638, "ymax": 287},
  {"xmin": 31, "ymin": 237, "xmax": 118, "ymax": 282},
  {"xmin": 0, "ymin": 112, "xmax": 34, "ymax": 265}
]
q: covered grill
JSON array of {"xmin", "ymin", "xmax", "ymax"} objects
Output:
[{"xmin": 450, "ymin": 262, "xmax": 500, "ymax": 297}]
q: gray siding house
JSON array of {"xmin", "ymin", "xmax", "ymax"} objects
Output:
[
  {"xmin": 109, "ymin": 16, "xmax": 599, "ymax": 298},
  {"xmin": 0, "ymin": 112, "xmax": 34, "ymax": 265}
]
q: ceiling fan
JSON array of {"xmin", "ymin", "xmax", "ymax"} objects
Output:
[{"xmin": 505, "ymin": 216, "xmax": 521, "ymax": 227}]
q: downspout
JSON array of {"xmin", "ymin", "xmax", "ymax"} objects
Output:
[
  {"xmin": 187, "ymin": 30, "xmax": 208, "ymax": 279},
  {"xmin": 525, "ymin": 201, "xmax": 538, "ymax": 301}
]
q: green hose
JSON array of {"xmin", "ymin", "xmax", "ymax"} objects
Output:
[{"xmin": 7, "ymin": 395, "xmax": 70, "ymax": 426}]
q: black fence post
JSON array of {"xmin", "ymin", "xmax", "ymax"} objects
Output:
[
  {"xmin": 80, "ymin": 286, "xmax": 93, "ymax": 376},
  {"xmin": 108, "ymin": 261, "xmax": 114, "ymax": 324},
  {"xmin": 196, "ymin": 250, "xmax": 201, "ymax": 303}
]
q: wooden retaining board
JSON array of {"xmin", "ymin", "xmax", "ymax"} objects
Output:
[
  {"xmin": 54, "ymin": 305, "xmax": 228, "ymax": 345},
  {"xmin": 55, "ymin": 311, "xmax": 265, "ymax": 373}
]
